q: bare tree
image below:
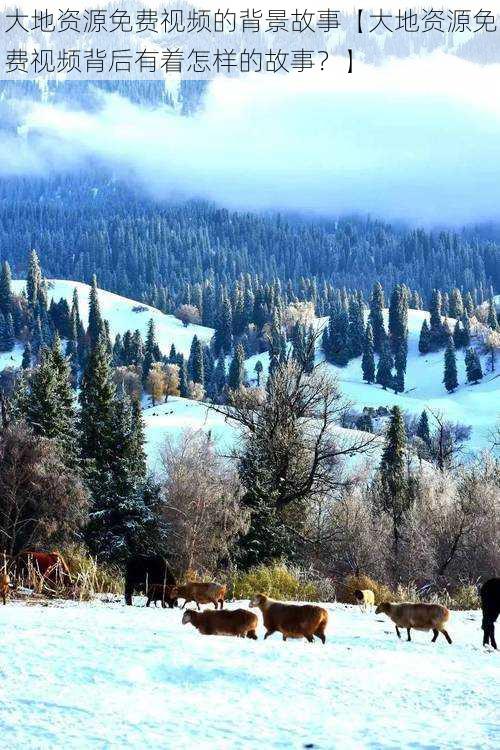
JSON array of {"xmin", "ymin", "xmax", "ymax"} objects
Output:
[
  {"xmin": 0, "ymin": 422, "xmax": 89, "ymax": 556},
  {"xmin": 427, "ymin": 408, "xmax": 471, "ymax": 471},
  {"xmin": 212, "ymin": 352, "xmax": 376, "ymax": 511},
  {"xmin": 159, "ymin": 430, "xmax": 248, "ymax": 576}
]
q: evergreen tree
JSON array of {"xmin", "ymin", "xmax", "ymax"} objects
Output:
[
  {"xmin": 26, "ymin": 250, "xmax": 42, "ymax": 308},
  {"xmin": 460, "ymin": 311, "xmax": 471, "ymax": 348},
  {"xmin": 88, "ymin": 274, "xmax": 104, "ymax": 347},
  {"xmin": 79, "ymin": 335, "xmax": 116, "ymax": 476},
  {"xmin": 142, "ymin": 318, "xmax": 161, "ymax": 382},
  {"xmin": 189, "ymin": 335, "xmax": 205, "ymax": 385},
  {"xmin": 0, "ymin": 311, "xmax": 14, "ymax": 351},
  {"xmin": 449, "ymin": 288, "xmax": 464, "ymax": 319},
  {"xmin": 348, "ymin": 297, "xmax": 365, "ymax": 358},
  {"xmin": 376, "ymin": 342, "xmax": 394, "ymax": 390},
  {"xmin": 443, "ymin": 342, "xmax": 458, "ymax": 393},
  {"xmin": 254, "ymin": 359, "xmax": 263, "ymax": 386},
  {"xmin": 361, "ymin": 321, "xmax": 375, "ymax": 383},
  {"xmin": 179, "ymin": 357, "xmax": 190, "ymax": 398},
  {"xmin": 418, "ymin": 319, "xmax": 431, "ymax": 354},
  {"xmin": 0, "ymin": 261, "xmax": 12, "ymax": 317},
  {"xmin": 213, "ymin": 296, "xmax": 233, "ymax": 354},
  {"xmin": 379, "ymin": 405, "xmax": 409, "ymax": 557},
  {"xmin": 324, "ymin": 306, "xmax": 350, "ymax": 366},
  {"xmin": 203, "ymin": 346, "xmax": 214, "ymax": 385},
  {"xmin": 369, "ymin": 282, "xmax": 386, "ymax": 353},
  {"xmin": 465, "ymin": 348, "xmax": 483, "ymax": 384},
  {"xmin": 416, "ymin": 410, "xmax": 431, "ymax": 446},
  {"xmin": 228, "ymin": 343, "xmax": 245, "ymax": 390},
  {"xmin": 208, "ymin": 356, "xmax": 226, "ymax": 401},
  {"xmin": 487, "ymin": 298, "xmax": 499, "ymax": 331},
  {"xmin": 21, "ymin": 341, "xmax": 32, "ymax": 370},
  {"xmin": 429, "ymin": 289, "xmax": 444, "ymax": 350}
]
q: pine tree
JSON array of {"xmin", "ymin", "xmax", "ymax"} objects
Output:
[
  {"xmin": 465, "ymin": 348, "xmax": 483, "ymax": 384},
  {"xmin": 179, "ymin": 357, "xmax": 190, "ymax": 398},
  {"xmin": 376, "ymin": 342, "xmax": 394, "ymax": 390},
  {"xmin": 348, "ymin": 297, "xmax": 365, "ymax": 358},
  {"xmin": 79, "ymin": 335, "xmax": 116, "ymax": 475},
  {"xmin": 203, "ymin": 346, "xmax": 214, "ymax": 385},
  {"xmin": 142, "ymin": 318, "xmax": 160, "ymax": 382},
  {"xmin": 0, "ymin": 311, "xmax": 14, "ymax": 352},
  {"xmin": 213, "ymin": 296, "xmax": 233, "ymax": 355},
  {"xmin": 443, "ymin": 342, "xmax": 458, "ymax": 393},
  {"xmin": 361, "ymin": 321, "xmax": 375, "ymax": 383},
  {"xmin": 379, "ymin": 405, "xmax": 409, "ymax": 557},
  {"xmin": 209, "ymin": 356, "xmax": 226, "ymax": 401},
  {"xmin": 88, "ymin": 275, "xmax": 104, "ymax": 347},
  {"xmin": 460, "ymin": 311, "xmax": 471, "ymax": 348},
  {"xmin": 487, "ymin": 298, "xmax": 499, "ymax": 331},
  {"xmin": 189, "ymin": 335, "xmax": 205, "ymax": 385},
  {"xmin": 418, "ymin": 319, "xmax": 431, "ymax": 354},
  {"xmin": 228, "ymin": 343, "xmax": 245, "ymax": 390},
  {"xmin": 254, "ymin": 359, "xmax": 263, "ymax": 386},
  {"xmin": 449, "ymin": 288, "xmax": 464, "ymax": 320},
  {"xmin": 21, "ymin": 341, "xmax": 32, "ymax": 370},
  {"xmin": 416, "ymin": 410, "xmax": 431, "ymax": 446},
  {"xmin": 324, "ymin": 306, "xmax": 350, "ymax": 366},
  {"xmin": 369, "ymin": 282, "xmax": 386, "ymax": 353},
  {"xmin": 0, "ymin": 261, "xmax": 12, "ymax": 317},
  {"xmin": 26, "ymin": 250, "xmax": 42, "ymax": 308},
  {"xmin": 429, "ymin": 289, "xmax": 444, "ymax": 350}
]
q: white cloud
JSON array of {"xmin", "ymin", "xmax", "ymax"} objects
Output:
[{"xmin": 3, "ymin": 51, "xmax": 500, "ymax": 226}]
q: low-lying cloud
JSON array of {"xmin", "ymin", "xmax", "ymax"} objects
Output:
[{"xmin": 3, "ymin": 52, "xmax": 500, "ymax": 226}]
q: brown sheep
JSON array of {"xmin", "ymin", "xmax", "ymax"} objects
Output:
[
  {"xmin": 170, "ymin": 582, "xmax": 227, "ymax": 610},
  {"xmin": 1, "ymin": 573, "xmax": 10, "ymax": 605},
  {"xmin": 375, "ymin": 602, "xmax": 452, "ymax": 644},
  {"xmin": 146, "ymin": 583, "xmax": 178, "ymax": 609},
  {"xmin": 355, "ymin": 589, "xmax": 375, "ymax": 612},
  {"xmin": 182, "ymin": 608, "xmax": 258, "ymax": 639},
  {"xmin": 249, "ymin": 593, "xmax": 328, "ymax": 644}
]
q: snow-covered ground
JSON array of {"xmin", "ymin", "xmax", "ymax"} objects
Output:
[
  {"xmin": 0, "ymin": 599, "xmax": 497, "ymax": 749},
  {"xmin": 246, "ymin": 308, "xmax": 500, "ymax": 454},
  {"xmin": 143, "ymin": 397, "xmax": 237, "ymax": 470},
  {"xmin": 11, "ymin": 279, "xmax": 214, "ymax": 358}
]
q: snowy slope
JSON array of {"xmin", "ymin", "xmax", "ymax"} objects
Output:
[
  {"xmin": 143, "ymin": 397, "xmax": 237, "ymax": 470},
  {"xmin": 246, "ymin": 309, "xmax": 500, "ymax": 454},
  {"xmin": 11, "ymin": 279, "xmax": 214, "ymax": 358},
  {"xmin": 0, "ymin": 599, "xmax": 497, "ymax": 749},
  {"xmin": 142, "ymin": 397, "xmax": 384, "ymax": 475}
]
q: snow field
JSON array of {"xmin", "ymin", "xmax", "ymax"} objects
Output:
[{"xmin": 0, "ymin": 600, "xmax": 498, "ymax": 750}]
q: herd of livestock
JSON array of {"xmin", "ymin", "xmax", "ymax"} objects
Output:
[{"xmin": 1, "ymin": 551, "xmax": 499, "ymax": 649}]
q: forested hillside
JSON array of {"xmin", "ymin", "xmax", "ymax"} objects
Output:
[{"xmin": 0, "ymin": 175, "xmax": 498, "ymax": 314}]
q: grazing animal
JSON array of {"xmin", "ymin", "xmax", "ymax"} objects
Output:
[
  {"xmin": 1, "ymin": 573, "xmax": 11, "ymax": 605},
  {"xmin": 170, "ymin": 582, "xmax": 226, "ymax": 610},
  {"xmin": 124, "ymin": 554, "xmax": 176, "ymax": 606},
  {"xmin": 14, "ymin": 551, "xmax": 71, "ymax": 588},
  {"xmin": 249, "ymin": 593, "xmax": 328, "ymax": 644},
  {"xmin": 355, "ymin": 589, "xmax": 375, "ymax": 612},
  {"xmin": 182, "ymin": 608, "xmax": 258, "ymax": 638},
  {"xmin": 375, "ymin": 602, "xmax": 452, "ymax": 644},
  {"xmin": 480, "ymin": 578, "xmax": 500, "ymax": 650},
  {"xmin": 146, "ymin": 583, "xmax": 178, "ymax": 609}
]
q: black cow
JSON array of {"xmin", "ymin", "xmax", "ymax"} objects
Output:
[
  {"xmin": 124, "ymin": 555, "xmax": 176, "ymax": 606},
  {"xmin": 481, "ymin": 577, "xmax": 500, "ymax": 649}
]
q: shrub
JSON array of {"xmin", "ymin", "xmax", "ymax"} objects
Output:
[
  {"xmin": 339, "ymin": 573, "xmax": 395, "ymax": 605},
  {"xmin": 64, "ymin": 546, "xmax": 123, "ymax": 600},
  {"xmin": 231, "ymin": 562, "xmax": 334, "ymax": 602}
]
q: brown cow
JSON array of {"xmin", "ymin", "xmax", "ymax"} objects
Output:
[{"xmin": 14, "ymin": 551, "xmax": 72, "ymax": 589}]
